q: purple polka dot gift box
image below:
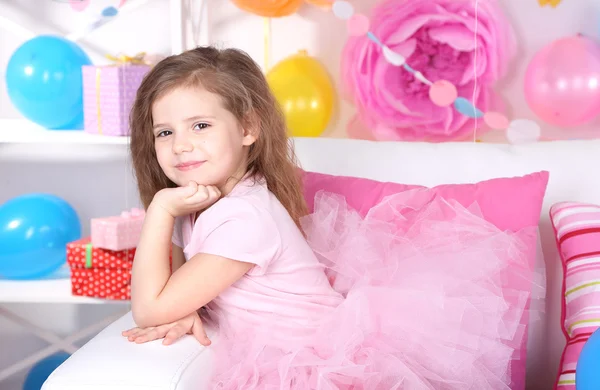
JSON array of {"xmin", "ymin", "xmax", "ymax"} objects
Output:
[{"xmin": 82, "ymin": 63, "xmax": 149, "ymax": 136}]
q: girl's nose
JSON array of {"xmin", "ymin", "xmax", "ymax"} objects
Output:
[{"xmin": 172, "ymin": 133, "xmax": 193, "ymax": 154}]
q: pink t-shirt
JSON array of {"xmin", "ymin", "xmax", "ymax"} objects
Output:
[{"xmin": 172, "ymin": 176, "xmax": 343, "ymax": 338}]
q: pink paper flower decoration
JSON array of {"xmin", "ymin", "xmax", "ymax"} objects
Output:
[{"xmin": 341, "ymin": 0, "xmax": 516, "ymax": 141}]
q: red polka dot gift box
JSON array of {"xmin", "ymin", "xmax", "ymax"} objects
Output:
[{"xmin": 67, "ymin": 237, "xmax": 135, "ymax": 300}]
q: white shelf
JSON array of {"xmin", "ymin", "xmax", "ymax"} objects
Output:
[
  {"xmin": 0, "ymin": 119, "xmax": 130, "ymax": 145},
  {"xmin": 0, "ymin": 266, "xmax": 129, "ymax": 305}
]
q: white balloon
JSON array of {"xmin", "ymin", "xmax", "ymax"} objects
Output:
[
  {"xmin": 332, "ymin": 1, "xmax": 354, "ymax": 20},
  {"xmin": 506, "ymin": 119, "xmax": 541, "ymax": 144}
]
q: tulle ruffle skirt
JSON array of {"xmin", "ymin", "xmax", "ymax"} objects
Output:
[{"xmin": 205, "ymin": 190, "xmax": 542, "ymax": 389}]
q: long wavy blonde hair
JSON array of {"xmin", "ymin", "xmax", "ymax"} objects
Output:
[{"xmin": 129, "ymin": 46, "xmax": 308, "ymax": 226}]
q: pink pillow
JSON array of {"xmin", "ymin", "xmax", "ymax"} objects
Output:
[
  {"xmin": 302, "ymin": 171, "xmax": 549, "ymax": 232},
  {"xmin": 301, "ymin": 170, "xmax": 549, "ymax": 390},
  {"xmin": 551, "ymin": 201, "xmax": 600, "ymax": 389}
]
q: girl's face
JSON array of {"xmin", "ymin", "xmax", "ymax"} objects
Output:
[{"xmin": 151, "ymin": 86, "xmax": 256, "ymax": 193}]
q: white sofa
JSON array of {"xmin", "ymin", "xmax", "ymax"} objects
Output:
[{"xmin": 41, "ymin": 137, "xmax": 600, "ymax": 390}]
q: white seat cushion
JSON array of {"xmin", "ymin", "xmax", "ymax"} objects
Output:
[{"xmin": 42, "ymin": 312, "xmax": 215, "ymax": 390}]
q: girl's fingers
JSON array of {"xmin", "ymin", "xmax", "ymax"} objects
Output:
[
  {"xmin": 125, "ymin": 327, "xmax": 151, "ymax": 341},
  {"xmin": 162, "ymin": 323, "xmax": 188, "ymax": 345},
  {"xmin": 125, "ymin": 324, "xmax": 175, "ymax": 343},
  {"xmin": 191, "ymin": 317, "xmax": 211, "ymax": 346},
  {"xmin": 122, "ymin": 327, "xmax": 140, "ymax": 337},
  {"xmin": 185, "ymin": 185, "xmax": 210, "ymax": 205},
  {"xmin": 134, "ymin": 326, "xmax": 169, "ymax": 343},
  {"xmin": 175, "ymin": 182, "xmax": 197, "ymax": 198},
  {"xmin": 207, "ymin": 186, "xmax": 221, "ymax": 201},
  {"xmin": 197, "ymin": 185, "xmax": 209, "ymax": 200}
]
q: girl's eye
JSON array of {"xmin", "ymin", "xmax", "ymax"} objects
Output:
[
  {"xmin": 193, "ymin": 123, "xmax": 209, "ymax": 131},
  {"xmin": 156, "ymin": 130, "xmax": 172, "ymax": 138}
]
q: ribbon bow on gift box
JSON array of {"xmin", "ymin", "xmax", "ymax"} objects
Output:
[
  {"xmin": 105, "ymin": 52, "xmax": 148, "ymax": 66},
  {"xmin": 104, "ymin": 52, "xmax": 166, "ymax": 67}
]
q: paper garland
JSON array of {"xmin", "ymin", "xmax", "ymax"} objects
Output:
[
  {"xmin": 67, "ymin": 0, "xmax": 127, "ymax": 13},
  {"xmin": 331, "ymin": 0, "xmax": 541, "ymax": 144}
]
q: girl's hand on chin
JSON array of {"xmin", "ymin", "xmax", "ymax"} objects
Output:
[{"xmin": 152, "ymin": 182, "xmax": 221, "ymax": 217}]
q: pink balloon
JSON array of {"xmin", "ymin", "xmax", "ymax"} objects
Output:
[{"xmin": 525, "ymin": 35, "xmax": 600, "ymax": 128}]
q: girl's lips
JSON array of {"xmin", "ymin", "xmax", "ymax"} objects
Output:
[{"xmin": 175, "ymin": 161, "xmax": 205, "ymax": 171}]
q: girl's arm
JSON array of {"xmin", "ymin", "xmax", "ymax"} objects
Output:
[
  {"xmin": 171, "ymin": 244, "xmax": 186, "ymax": 274},
  {"xmin": 131, "ymin": 203, "xmax": 253, "ymax": 328}
]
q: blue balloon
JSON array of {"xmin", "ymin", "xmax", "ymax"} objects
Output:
[
  {"xmin": 5, "ymin": 35, "xmax": 92, "ymax": 130},
  {"xmin": 577, "ymin": 328, "xmax": 600, "ymax": 389},
  {"xmin": 453, "ymin": 97, "xmax": 484, "ymax": 119},
  {"xmin": 0, "ymin": 194, "xmax": 81, "ymax": 279},
  {"xmin": 24, "ymin": 352, "xmax": 70, "ymax": 390}
]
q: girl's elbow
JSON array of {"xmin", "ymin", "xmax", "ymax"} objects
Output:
[{"xmin": 132, "ymin": 305, "xmax": 159, "ymax": 328}]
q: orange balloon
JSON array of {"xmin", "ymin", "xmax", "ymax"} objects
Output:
[
  {"xmin": 231, "ymin": 0, "xmax": 302, "ymax": 17},
  {"xmin": 304, "ymin": 0, "xmax": 333, "ymax": 9}
]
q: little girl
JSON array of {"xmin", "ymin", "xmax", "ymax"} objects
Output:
[{"xmin": 122, "ymin": 46, "xmax": 536, "ymax": 389}]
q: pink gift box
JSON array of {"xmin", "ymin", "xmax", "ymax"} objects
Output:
[
  {"xmin": 82, "ymin": 64, "xmax": 150, "ymax": 136},
  {"xmin": 91, "ymin": 208, "xmax": 145, "ymax": 251}
]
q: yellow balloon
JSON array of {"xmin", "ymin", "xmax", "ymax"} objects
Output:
[{"xmin": 266, "ymin": 50, "xmax": 335, "ymax": 137}]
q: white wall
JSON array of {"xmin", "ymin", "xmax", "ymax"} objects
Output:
[{"xmin": 2, "ymin": 0, "xmax": 600, "ymax": 139}]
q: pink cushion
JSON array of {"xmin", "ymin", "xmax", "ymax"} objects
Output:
[
  {"xmin": 551, "ymin": 201, "xmax": 600, "ymax": 389},
  {"xmin": 302, "ymin": 170, "xmax": 549, "ymax": 232},
  {"xmin": 301, "ymin": 170, "xmax": 549, "ymax": 390}
]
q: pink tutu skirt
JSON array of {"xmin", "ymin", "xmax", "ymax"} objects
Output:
[{"xmin": 205, "ymin": 190, "xmax": 540, "ymax": 389}]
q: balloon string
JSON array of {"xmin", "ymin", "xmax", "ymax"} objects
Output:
[
  {"xmin": 473, "ymin": 0, "xmax": 479, "ymax": 143},
  {"xmin": 263, "ymin": 17, "xmax": 271, "ymax": 72}
]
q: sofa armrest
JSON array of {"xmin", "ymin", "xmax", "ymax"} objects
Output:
[{"xmin": 42, "ymin": 311, "xmax": 214, "ymax": 390}]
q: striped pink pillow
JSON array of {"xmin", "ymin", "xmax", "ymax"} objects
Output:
[{"xmin": 551, "ymin": 201, "xmax": 600, "ymax": 389}]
